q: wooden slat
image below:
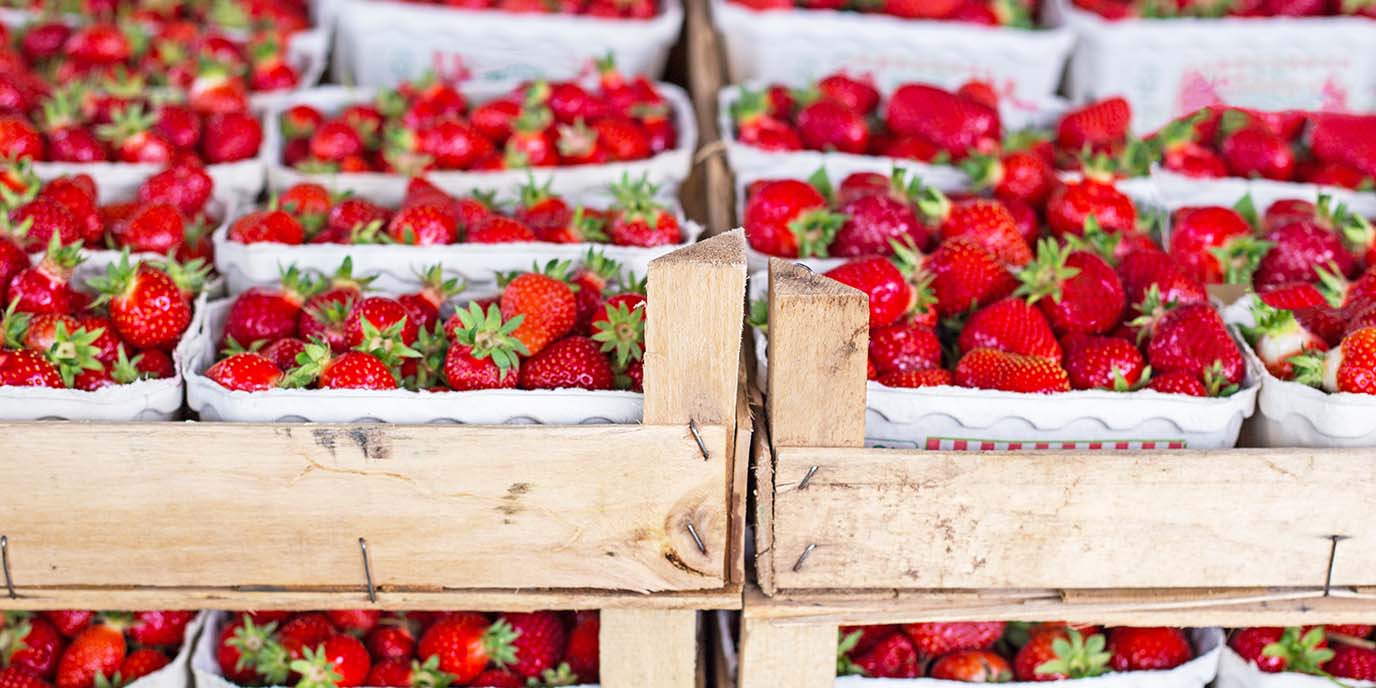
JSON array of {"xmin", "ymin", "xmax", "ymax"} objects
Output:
[
  {"xmin": 738, "ymin": 616, "xmax": 834, "ymax": 688},
  {"xmin": 683, "ymin": 0, "xmax": 734, "ymax": 235},
  {"xmin": 601, "ymin": 609, "xmax": 699, "ymax": 688},
  {"xmin": 769, "ymin": 447, "xmax": 1376, "ymax": 590},
  {"xmin": 1, "ymin": 422, "xmax": 729, "ymax": 593},
  {"xmin": 645, "ymin": 231, "xmax": 747, "ymax": 427},
  {"xmin": 765, "ymin": 260, "xmax": 867, "ymax": 449},
  {"xmin": 726, "ymin": 354, "xmax": 752, "ymax": 587},
  {"xmin": 751, "ymin": 413, "xmax": 776, "ymax": 596}
]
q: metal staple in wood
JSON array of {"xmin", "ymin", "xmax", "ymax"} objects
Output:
[
  {"xmin": 1324, "ymin": 534, "xmax": 1350, "ymax": 596},
  {"xmin": 1, "ymin": 535, "xmax": 14, "ymax": 599},
  {"xmin": 358, "ymin": 537, "xmax": 376, "ymax": 603},
  {"xmin": 792, "ymin": 543, "xmax": 816, "ymax": 572},
  {"xmin": 686, "ymin": 521, "xmax": 708, "ymax": 556},
  {"xmin": 689, "ymin": 419, "xmax": 709, "ymax": 460},
  {"xmin": 796, "ymin": 465, "xmax": 819, "ymax": 490}
]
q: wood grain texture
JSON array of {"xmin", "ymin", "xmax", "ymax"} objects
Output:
[
  {"xmin": 1, "ymin": 422, "xmax": 729, "ymax": 593},
  {"xmin": 644, "ymin": 231, "xmax": 747, "ymax": 427},
  {"xmin": 601, "ymin": 609, "xmax": 700, "ymax": 688},
  {"xmin": 737, "ymin": 616, "xmax": 834, "ymax": 688},
  {"xmin": 766, "ymin": 259, "xmax": 867, "ymax": 449},
  {"xmin": 751, "ymin": 417, "xmax": 776, "ymax": 596},
  {"xmin": 683, "ymin": 0, "xmax": 734, "ymax": 235},
  {"xmin": 769, "ymin": 447, "xmax": 1376, "ymax": 590},
  {"xmin": 726, "ymin": 355, "xmax": 752, "ymax": 587}
]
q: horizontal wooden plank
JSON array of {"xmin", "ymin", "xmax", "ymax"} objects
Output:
[
  {"xmin": 744, "ymin": 585, "xmax": 1376, "ymax": 627},
  {"xmin": 770, "ymin": 447, "xmax": 1376, "ymax": 590},
  {"xmin": 3, "ymin": 422, "xmax": 731, "ymax": 593},
  {"xmin": 0, "ymin": 585, "xmax": 744, "ymax": 612}
]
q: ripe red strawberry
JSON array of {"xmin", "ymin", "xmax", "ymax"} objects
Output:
[
  {"xmin": 118, "ymin": 649, "xmax": 169, "ymax": 682},
  {"xmin": 1107, "ymin": 627, "xmax": 1192, "ymax": 671},
  {"xmin": 955, "ymin": 347, "xmax": 1071, "ymax": 393},
  {"xmin": 824, "ymin": 256, "xmax": 914, "ymax": 328},
  {"xmin": 732, "ymin": 90, "xmax": 802, "ymax": 151},
  {"xmin": 743, "ymin": 178, "xmax": 844, "ymax": 257},
  {"xmin": 1230, "ymin": 627, "xmax": 1330, "ymax": 674},
  {"xmin": 202, "ymin": 112, "xmax": 263, "ymax": 163},
  {"xmin": 815, "ymin": 73, "xmax": 880, "ymax": 114},
  {"xmin": 885, "ymin": 84, "xmax": 999, "ymax": 157},
  {"xmin": 1046, "ymin": 178, "xmax": 1137, "ymax": 238},
  {"xmin": 278, "ymin": 613, "xmax": 337, "ymax": 656},
  {"xmin": 325, "ymin": 199, "xmax": 390, "ymax": 241},
  {"xmin": 224, "ymin": 268, "xmax": 320, "ymax": 346},
  {"xmin": 444, "ymin": 303, "xmax": 526, "ymax": 390},
  {"xmin": 230, "ymin": 210, "xmax": 306, "ymax": 245},
  {"xmin": 1243, "ymin": 297, "xmax": 1328, "ymax": 379},
  {"xmin": 1013, "ymin": 628, "xmax": 1109, "ymax": 682},
  {"xmin": 138, "ymin": 165, "xmax": 212, "ymax": 217},
  {"xmin": 1221, "ymin": 124, "xmax": 1295, "ymax": 181},
  {"xmin": 280, "ymin": 104, "xmax": 324, "ymax": 140},
  {"xmin": 114, "ymin": 203, "xmax": 185, "ymax": 254},
  {"xmin": 876, "ymin": 368, "xmax": 953, "ymax": 387},
  {"xmin": 0, "ymin": 348, "xmax": 63, "ymax": 388},
  {"xmin": 1255, "ymin": 219, "xmax": 1356, "ymax": 289},
  {"xmin": 365, "ymin": 623, "xmax": 415, "ymax": 663},
  {"xmin": 2, "ymin": 615, "xmax": 63, "ymax": 678},
  {"xmin": 0, "ymin": 667, "xmax": 52, "ymax": 688},
  {"xmin": 97, "ymin": 106, "xmax": 174, "ymax": 164},
  {"xmin": 417, "ymin": 614, "xmax": 518, "ymax": 684},
  {"xmin": 0, "ymin": 116, "xmax": 43, "ymax": 161},
  {"xmin": 153, "ymin": 104, "xmax": 201, "ymax": 151},
  {"xmin": 1062, "ymin": 334, "xmax": 1149, "ymax": 390},
  {"xmin": 387, "ymin": 204, "xmax": 458, "ymax": 245},
  {"xmin": 90, "ymin": 256, "xmax": 191, "ymax": 350},
  {"xmin": 347, "ymin": 296, "xmax": 420, "ymax": 349},
  {"xmin": 216, "ymin": 616, "xmax": 279, "ymax": 685},
  {"xmin": 903, "ymin": 622, "xmax": 1007, "ymax": 656},
  {"xmin": 964, "ymin": 149, "xmax": 1056, "ymax": 206},
  {"xmin": 468, "ymin": 669, "xmax": 521, "ymax": 688},
  {"xmin": 834, "ymin": 192, "xmax": 929, "ymax": 257},
  {"xmin": 128, "ymin": 611, "xmax": 195, "ymax": 646},
  {"xmin": 418, "ymin": 119, "xmax": 495, "ymax": 170},
  {"xmin": 868, "ymin": 321, "xmax": 940, "ymax": 375},
  {"xmin": 208, "ymin": 352, "xmax": 284, "ymax": 391},
  {"xmin": 1325, "ymin": 645, "xmax": 1376, "ymax": 681},
  {"xmin": 519, "ymin": 336, "xmax": 614, "ymax": 390},
  {"xmin": 288, "ymin": 634, "xmax": 370, "ymax": 688},
  {"xmin": 41, "ymin": 613, "xmax": 92, "ymax": 639},
  {"xmin": 55, "ymin": 625, "xmax": 125, "ymax": 688},
  {"xmin": 926, "ymin": 238, "xmax": 1017, "ymax": 317},
  {"xmin": 1168, "ymin": 204, "xmax": 1266, "ymax": 284},
  {"xmin": 260, "ymin": 337, "xmax": 307, "ymax": 371},
  {"xmin": 959, "ymin": 297, "xmax": 1062, "ymax": 360},
  {"xmin": 1057, "ymin": 97, "xmax": 1130, "ymax": 154},
  {"xmin": 12, "ymin": 197, "xmax": 81, "ymax": 252},
  {"xmin": 1291, "ymin": 326, "xmax": 1376, "ymax": 393},
  {"xmin": 0, "ymin": 233, "xmax": 29, "ymax": 300},
  {"xmin": 1117, "ymin": 247, "xmax": 1209, "ymax": 311},
  {"xmin": 929, "ymin": 196, "xmax": 1032, "ymax": 267},
  {"xmin": 593, "ymin": 116, "xmax": 651, "ymax": 162},
  {"xmin": 1143, "ymin": 303, "xmax": 1244, "ymax": 391},
  {"xmin": 795, "ymin": 99, "xmax": 869, "ymax": 154},
  {"xmin": 466, "ymin": 216, "xmax": 535, "ymax": 243},
  {"xmin": 496, "ymin": 612, "xmax": 566, "ymax": 679},
  {"xmin": 929, "ymin": 650, "xmax": 1014, "ymax": 682},
  {"xmin": 607, "ymin": 176, "xmax": 680, "ymax": 247},
  {"xmin": 1322, "ymin": 625, "xmax": 1375, "ymax": 638},
  {"xmin": 39, "ymin": 177, "xmax": 101, "ymax": 244},
  {"xmin": 563, "ymin": 612, "xmax": 598, "ymax": 682},
  {"xmin": 500, "ymin": 266, "xmax": 577, "ymax": 355},
  {"xmin": 8, "ymin": 238, "xmax": 82, "ymax": 315},
  {"xmin": 1016, "ymin": 240, "xmax": 1125, "ymax": 336},
  {"xmin": 845, "ymin": 632, "xmax": 920, "ymax": 678}
]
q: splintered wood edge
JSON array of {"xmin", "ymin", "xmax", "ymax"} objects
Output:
[
  {"xmin": 654, "ymin": 229, "xmax": 747, "ymax": 268},
  {"xmin": 767, "ymin": 259, "xmax": 862, "ymax": 300}
]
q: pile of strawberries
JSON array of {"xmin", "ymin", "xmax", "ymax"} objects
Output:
[
  {"xmin": 6, "ymin": 0, "xmax": 311, "ymax": 34},
  {"xmin": 230, "ymin": 175, "xmax": 682, "ymax": 247},
  {"xmin": 0, "ymin": 163, "xmax": 222, "ymax": 261},
  {"xmin": 1073, "ymin": 0, "xmax": 1376, "ymax": 19},
  {"xmin": 214, "ymin": 609, "xmax": 598, "ymax": 688},
  {"xmin": 1230, "ymin": 625, "xmax": 1375, "ymax": 681},
  {"xmin": 207, "ymin": 252, "xmax": 647, "ymax": 393},
  {"xmin": 835, "ymin": 621, "xmax": 1195, "ymax": 680},
  {"xmin": 278, "ymin": 61, "xmax": 677, "ymax": 174},
  {"xmin": 748, "ymin": 168, "xmax": 1245, "ymax": 396},
  {"xmin": 0, "ymin": 610, "xmax": 196, "ymax": 688},
  {"xmin": 728, "ymin": 0, "xmax": 1042, "ymax": 25},
  {"xmin": 393, "ymin": 0, "xmax": 659, "ymax": 18}
]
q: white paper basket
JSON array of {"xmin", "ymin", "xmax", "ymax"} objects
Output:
[{"xmin": 1214, "ymin": 645, "xmax": 1375, "ymax": 688}]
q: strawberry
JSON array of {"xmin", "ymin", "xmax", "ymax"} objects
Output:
[
  {"xmin": 39, "ymin": 177, "xmax": 101, "ymax": 244},
  {"xmin": 444, "ymin": 303, "xmax": 527, "ymax": 390},
  {"xmin": 590, "ymin": 293, "xmax": 645, "ymax": 370},
  {"xmin": 208, "ymin": 352, "xmax": 284, "ymax": 391},
  {"xmin": 296, "ymin": 347, "xmax": 398, "ymax": 390},
  {"xmin": 1291, "ymin": 326, "xmax": 1376, "ymax": 393},
  {"xmin": 0, "ymin": 348, "xmax": 64, "ymax": 388},
  {"xmin": 325, "ymin": 199, "xmax": 390, "ymax": 241},
  {"xmin": 824, "ymin": 256, "xmax": 914, "ymax": 328},
  {"xmin": 97, "ymin": 106, "xmax": 175, "ymax": 164},
  {"xmin": 1230, "ymin": 627, "xmax": 1330, "ymax": 674},
  {"xmin": 1168, "ymin": 202, "xmax": 1268, "ymax": 284},
  {"xmin": 843, "ymin": 632, "xmax": 920, "ymax": 678},
  {"xmin": 65, "ymin": 23, "xmax": 129, "ymax": 65},
  {"xmin": 310, "ymin": 121, "xmax": 364, "ymax": 162},
  {"xmin": 365, "ymin": 656, "xmax": 452, "ymax": 688},
  {"xmin": 607, "ymin": 176, "xmax": 680, "ymax": 247},
  {"xmin": 955, "ymin": 347, "xmax": 1071, "ymax": 393},
  {"xmin": 963, "ymin": 149, "xmax": 1056, "ymax": 206},
  {"xmin": 593, "ymin": 116, "xmax": 651, "ymax": 162},
  {"xmin": 500, "ymin": 265, "xmax": 577, "ymax": 355},
  {"xmin": 202, "ymin": 112, "xmax": 262, "ymax": 163},
  {"xmin": 1255, "ymin": 219, "xmax": 1357, "ymax": 289},
  {"xmin": 958, "ymin": 297, "xmax": 1062, "ymax": 360},
  {"xmin": 903, "ymin": 622, "xmax": 1006, "ymax": 656},
  {"xmin": 1045, "ymin": 179, "xmax": 1137, "ymax": 238},
  {"xmin": 1062, "ymin": 334, "xmax": 1149, "ymax": 390},
  {"xmin": 563, "ymin": 612, "xmax": 598, "ymax": 682},
  {"xmin": 469, "ymin": 216, "xmax": 536, "ymax": 243},
  {"xmin": 1057, "ymin": 97, "xmax": 1130, "ymax": 154},
  {"xmin": 885, "ymin": 84, "xmax": 999, "ymax": 157},
  {"xmin": 281, "ymin": 105, "xmax": 324, "ymax": 140},
  {"xmin": 504, "ymin": 100, "xmax": 558, "ymax": 168},
  {"xmin": 0, "ymin": 234, "xmax": 27, "ymax": 302},
  {"xmin": 114, "ymin": 203, "xmax": 185, "ymax": 254},
  {"xmin": 89, "ymin": 254, "xmax": 191, "ymax": 350},
  {"xmin": 14, "ymin": 312, "xmax": 103, "ymax": 387},
  {"xmin": 1016, "ymin": 239, "xmax": 1125, "ymax": 336},
  {"xmin": 11, "ymin": 198, "xmax": 81, "ymax": 252},
  {"xmin": 876, "ymin": 368, "xmax": 954, "ymax": 387},
  {"xmin": 224, "ymin": 268, "xmax": 319, "ymax": 346},
  {"xmin": 417, "ymin": 615, "xmax": 518, "ymax": 684},
  {"xmin": 1325, "ymin": 646, "xmax": 1376, "ymax": 681},
  {"xmin": 1142, "ymin": 303, "xmax": 1245, "ymax": 391},
  {"xmin": 346, "ymin": 296, "xmax": 420, "ymax": 358},
  {"xmin": 1, "ymin": 614, "xmax": 63, "ymax": 679},
  {"xmin": 744, "ymin": 178, "xmax": 844, "ymax": 257},
  {"xmin": 419, "ymin": 120, "xmax": 495, "ymax": 170},
  {"xmin": 387, "ymin": 204, "xmax": 458, "ymax": 245},
  {"xmin": 795, "ymin": 99, "xmax": 869, "ymax": 154},
  {"xmin": 468, "ymin": 669, "xmax": 521, "ymax": 688},
  {"xmin": 118, "ymin": 649, "xmax": 169, "ymax": 682},
  {"xmin": 55, "ymin": 625, "xmax": 125, "ymax": 688},
  {"xmin": 217, "ymin": 616, "xmax": 282, "ymax": 685},
  {"xmin": 731, "ymin": 90, "xmax": 801, "ymax": 152},
  {"xmin": 868, "ymin": 321, "xmax": 940, "ymax": 375},
  {"xmin": 496, "ymin": 612, "xmax": 565, "ymax": 679},
  {"xmin": 138, "ymin": 165, "xmax": 213, "ymax": 217},
  {"xmin": 153, "ymin": 105, "xmax": 202, "ymax": 151},
  {"xmin": 519, "ymin": 336, "xmax": 614, "ymax": 390},
  {"xmin": 816, "ymin": 73, "xmax": 880, "ymax": 115},
  {"xmin": 1243, "ymin": 297, "xmax": 1328, "ymax": 379},
  {"xmin": 1118, "ymin": 248, "xmax": 1209, "ymax": 312},
  {"xmin": 926, "ymin": 238, "xmax": 1017, "ymax": 317},
  {"xmin": 926, "ymin": 195, "xmax": 1031, "ymax": 267},
  {"xmin": 365, "ymin": 623, "xmax": 415, "ymax": 663},
  {"xmin": 0, "ymin": 667, "xmax": 52, "ymax": 688},
  {"xmin": 8, "ymin": 237, "xmax": 82, "ymax": 315},
  {"xmin": 229, "ymin": 210, "xmax": 305, "ymax": 245},
  {"xmin": 834, "ymin": 189, "xmax": 930, "ymax": 256},
  {"xmin": 0, "ymin": 117, "xmax": 43, "ymax": 161},
  {"xmin": 1013, "ymin": 628, "xmax": 1109, "ymax": 682},
  {"xmin": 929, "ymin": 650, "xmax": 1013, "ymax": 682},
  {"xmin": 41, "ymin": 613, "xmax": 92, "ymax": 639},
  {"xmin": 1220, "ymin": 123, "xmax": 1295, "ymax": 181},
  {"xmin": 1106, "ymin": 627, "xmax": 1192, "ymax": 671}
]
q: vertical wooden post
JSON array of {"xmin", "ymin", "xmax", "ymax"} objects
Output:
[
  {"xmin": 738, "ymin": 615, "xmax": 834, "ymax": 688},
  {"xmin": 601, "ymin": 609, "xmax": 700, "ymax": 688},
  {"xmin": 644, "ymin": 230, "xmax": 747, "ymax": 427}
]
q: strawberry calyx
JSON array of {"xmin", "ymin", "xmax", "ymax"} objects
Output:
[
  {"xmin": 1208, "ymin": 234, "xmax": 1273, "ymax": 285},
  {"xmin": 535, "ymin": 662, "xmax": 578, "ymax": 687},
  {"xmin": 1233, "ymin": 193, "xmax": 1261, "ymax": 231},
  {"xmin": 591, "ymin": 300, "xmax": 645, "ymax": 368},
  {"xmin": 0, "ymin": 299, "xmax": 29, "ymax": 350},
  {"xmin": 805, "ymin": 166, "xmax": 834, "ymax": 205},
  {"xmin": 0, "ymin": 614, "xmax": 32, "ymax": 665},
  {"xmin": 1202, "ymin": 359, "xmax": 1241, "ymax": 397},
  {"xmin": 1314, "ymin": 262, "xmax": 1351, "ymax": 309},
  {"xmin": 1064, "ymin": 215, "xmax": 1121, "ymax": 265},
  {"xmin": 95, "ymin": 103, "xmax": 157, "ymax": 146},
  {"xmin": 407, "ymin": 655, "xmax": 455, "ymax": 688},
  {"xmin": 404, "ymin": 322, "xmax": 449, "ymax": 391},
  {"xmin": 578, "ymin": 248, "xmax": 623, "ymax": 288},
  {"xmin": 835, "ymin": 628, "xmax": 864, "ymax": 676},
  {"xmin": 281, "ymin": 338, "xmax": 333, "ymax": 389},
  {"xmin": 959, "ymin": 153, "xmax": 1003, "ymax": 192},
  {"xmin": 40, "ymin": 85, "xmax": 85, "ymax": 132},
  {"xmin": 786, "ymin": 208, "xmax": 846, "ymax": 259},
  {"xmin": 1288, "ymin": 349, "xmax": 1330, "ymax": 390},
  {"xmin": 221, "ymin": 335, "xmax": 268, "ymax": 358},
  {"xmin": 1014, "ymin": 238, "xmax": 1081, "ymax": 305},
  {"xmin": 566, "ymin": 206, "xmax": 609, "ymax": 243},
  {"xmin": 1261, "ymin": 627, "xmax": 1336, "ymax": 676},
  {"xmin": 913, "ymin": 185, "xmax": 952, "ymax": 225},
  {"xmin": 288, "ymin": 645, "xmax": 342, "ymax": 688},
  {"xmin": 747, "ymin": 298, "xmax": 768, "ymax": 333},
  {"xmin": 88, "ymin": 249, "xmax": 153, "ymax": 308},
  {"xmin": 556, "ymin": 119, "xmax": 598, "ymax": 159},
  {"xmin": 224, "ymin": 618, "xmax": 287, "ymax": 683},
  {"xmin": 150, "ymin": 252, "xmax": 211, "ymax": 299},
  {"xmin": 1109, "ymin": 364, "xmax": 1152, "ymax": 392},
  {"xmin": 1128, "ymin": 284, "xmax": 1179, "ymax": 342},
  {"xmin": 412, "ymin": 263, "xmax": 464, "ymax": 309},
  {"xmin": 41, "ymin": 319, "xmax": 104, "ymax": 387},
  {"xmin": 349, "ymin": 219, "xmax": 385, "ymax": 244},
  {"xmin": 353, "ymin": 317, "xmax": 421, "ymax": 372},
  {"xmin": 278, "ymin": 265, "xmax": 325, "ymax": 305},
  {"xmin": 518, "ymin": 174, "xmax": 558, "ymax": 209},
  {"xmin": 1243, "ymin": 296, "xmax": 1302, "ymax": 343},
  {"xmin": 451, "ymin": 302, "xmax": 527, "ymax": 381},
  {"xmin": 481, "ymin": 619, "xmax": 521, "ymax": 670},
  {"xmin": 729, "ymin": 88, "xmax": 771, "ymax": 129},
  {"xmin": 326, "ymin": 256, "xmax": 379, "ymax": 294},
  {"xmin": 109, "ymin": 347, "xmax": 147, "ymax": 385},
  {"xmin": 1034, "ymin": 628, "xmax": 1111, "ymax": 679}
]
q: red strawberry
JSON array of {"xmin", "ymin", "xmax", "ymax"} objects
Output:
[
  {"xmin": 230, "ymin": 210, "xmax": 306, "ymax": 245},
  {"xmin": 1107, "ymin": 627, "xmax": 1192, "ymax": 671},
  {"xmin": 346, "ymin": 296, "xmax": 420, "ymax": 352},
  {"xmin": 325, "ymin": 199, "xmax": 390, "ymax": 241},
  {"xmin": 929, "ymin": 650, "xmax": 1014, "ymax": 682},
  {"xmin": 468, "ymin": 216, "xmax": 536, "ymax": 243},
  {"xmin": 1057, "ymin": 97, "xmax": 1130, "ymax": 154},
  {"xmin": 153, "ymin": 104, "xmax": 201, "ymax": 151},
  {"xmin": 1146, "ymin": 371, "xmax": 1207, "ymax": 395},
  {"xmin": 744, "ymin": 178, "xmax": 844, "ymax": 257},
  {"xmin": 593, "ymin": 116, "xmax": 651, "ymax": 161},
  {"xmin": 496, "ymin": 612, "xmax": 566, "ymax": 679},
  {"xmin": 39, "ymin": 177, "xmax": 101, "ymax": 244},
  {"xmin": 129, "ymin": 611, "xmax": 195, "ymax": 646},
  {"xmin": 1323, "ymin": 625, "xmax": 1375, "ymax": 638},
  {"xmin": 1118, "ymin": 247, "xmax": 1209, "ymax": 311},
  {"xmin": 12, "ymin": 197, "xmax": 81, "ymax": 252},
  {"xmin": 824, "ymin": 256, "xmax": 914, "ymax": 328},
  {"xmin": 1244, "ymin": 297, "xmax": 1328, "ymax": 379},
  {"xmin": 1325, "ymin": 645, "xmax": 1376, "ymax": 681},
  {"xmin": 365, "ymin": 623, "xmax": 415, "ymax": 663},
  {"xmin": 97, "ymin": 106, "xmax": 174, "ymax": 164},
  {"xmin": 468, "ymin": 669, "xmax": 521, "ymax": 688},
  {"xmin": 1013, "ymin": 628, "xmax": 1109, "ymax": 682},
  {"xmin": 1291, "ymin": 326, "xmax": 1376, "ymax": 393},
  {"xmin": 288, "ymin": 634, "xmax": 370, "ymax": 688},
  {"xmin": 500, "ymin": 267, "xmax": 577, "ymax": 355},
  {"xmin": 926, "ymin": 238, "xmax": 1017, "ymax": 317},
  {"xmin": 1016, "ymin": 239, "xmax": 1125, "ymax": 336},
  {"xmin": 0, "ymin": 116, "xmax": 43, "ymax": 161},
  {"xmin": 796, "ymin": 99, "xmax": 869, "ymax": 154},
  {"xmin": 1255, "ymin": 219, "xmax": 1357, "ymax": 289},
  {"xmin": 1221, "ymin": 124, "xmax": 1295, "ymax": 181},
  {"xmin": 138, "ymin": 165, "xmax": 212, "ymax": 217},
  {"xmin": 0, "ymin": 667, "xmax": 53, "ymax": 688},
  {"xmin": 928, "ymin": 195, "xmax": 1032, "ymax": 267},
  {"xmin": 1229, "ymin": 627, "xmax": 1330, "ymax": 674},
  {"xmin": 563, "ymin": 612, "xmax": 598, "ymax": 682},
  {"xmin": 1, "ymin": 615, "xmax": 63, "ymax": 678},
  {"xmin": 55, "ymin": 625, "xmax": 125, "ymax": 688},
  {"xmin": 202, "ymin": 112, "xmax": 262, "ymax": 163},
  {"xmin": 731, "ymin": 90, "xmax": 801, "ymax": 151},
  {"xmin": 1143, "ymin": 303, "xmax": 1245, "ymax": 392},
  {"xmin": 90, "ymin": 256, "xmax": 191, "ymax": 350},
  {"xmin": 1062, "ymin": 334, "xmax": 1149, "ymax": 390},
  {"xmin": 519, "ymin": 335, "xmax": 614, "ymax": 390},
  {"xmin": 207, "ymin": 352, "xmax": 284, "ymax": 391},
  {"xmin": 845, "ymin": 632, "xmax": 920, "ymax": 678},
  {"xmin": 417, "ymin": 614, "xmax": 518, "ymax": 684},
  {"xmin": 903, "ymin": 622, "xmax": 1006, "ymax": 656},
  {"xmin": 958, "ymin": 297, "xmax": 1062, "ymax": 359},
  {"xmin": 834, "ymin": 191, "xmax": 931, "ymax": 256},
  {"xmin": 224, "ymin": 268, "xmax": 319, "ymax": 346},
  {"xmin": 280, "ymin": 104, "xmax": 324, "ymax": 140},
  {"xmin": 418, "ymin": 119, "xmax": 495, "ymax": 170},
  {"xmin": 41, "ymin": 613, "xmax": 92, "ymax": 639},
  {"xmin": 0, "ymin": 349, "xmax": 63, "ymax": 388},
  {"xmin": 387, "ymin": 204, "xmax": 458, "ymax": 245},
  {"xmin": 955, "ymin": 347, "xmax": 1071, "ymax": 393},
  {"xmin": 8, "ymin": 237, "xmax": 83, "ymax": 315},
  {"xmin": 1045, "ymin": 179, "xmax": 1137, "ymax": 238},
  {"xmin": 886, "ymin": 84, "xmax": 999, "ymax": 157},
  {"xmin": 868, "ymin": 321, "xmax": 940, "ymax": 375},
  {"xmin": 607, "ymin": 176, "xmax": 681, "ymax": 247},
  {"xmin": 964, "ymin": 149, "xmax": 1056, "ymax": 206},
  {"xmin": 1168, "ymin": 203, "xmax": 1267, "ymax": 284},
  {"xmin": 261, "ymin": 337, "xmax": 307, "ymax": 371},
  {"xmin": 118, "ymin": 649, "xmax": 169, "ymax": 682},
  {"xmin": 877, "ymin": 367, "xmax": 953, "ymax": 388},
  {"xmin": 444, "ymin": 303, "xmax": 526, "ymax": 390},
  {"xmin": 114, "ymin": 203, "xmax": 184, "ymax": 254}
]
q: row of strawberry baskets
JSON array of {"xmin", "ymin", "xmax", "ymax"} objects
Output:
[{"xmin": 5, "ymin": 609, "xmax": 1372, "ymax": 688}]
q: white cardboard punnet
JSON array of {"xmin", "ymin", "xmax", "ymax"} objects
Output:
[
  {"xmin": 330, "ymin": 0, "xmax": 681, "ymax": 87},
  {"xmin": 711, "ymin": 0, "xmax": 1075, "ymax": 101},
  {"xmin": 1052, "ymin": 0, "xmax": 1376, "ymax": 133},
  {"xmin": 260, "ymin": 85, "xmax": 697, "ymax": 202},
  {"xmin": 185, "ymin": 298, "xmax": 644, "ymax": 424},
  {"xmin": 1214, "ymin": 645, "xmax": 1374, "ymax": 688}
]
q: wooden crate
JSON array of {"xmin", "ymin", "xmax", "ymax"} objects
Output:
[
  {"xmin": 0, "ymin": 232, "xmax": 751, "ymax": 687},
  {"xmin": 752, "ymin": 259, "xmax": 1376, "ymax": 606}
]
